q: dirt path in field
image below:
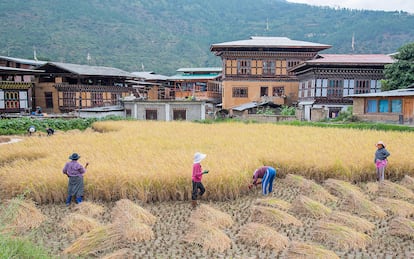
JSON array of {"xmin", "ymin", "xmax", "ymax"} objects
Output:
[
  {"xmin": 31, "ymin": 180, "xmax": 414, "ymax": 259},
  {"xmin": 0, "ymin": 136, "xmax": 23, "ymax": 145}
]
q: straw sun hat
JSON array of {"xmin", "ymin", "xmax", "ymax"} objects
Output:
[
  {"xmin": 193, "ymin": 152, "xmax": 207, "ymax": 163},
  {"xmin": 376, "ymin": 141, "xmax": 386, "ymax": 148}
]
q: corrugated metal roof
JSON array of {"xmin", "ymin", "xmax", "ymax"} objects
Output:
[
  {"xmin": 0, "ymin": 65, "xmax": 44, "ymax": 73},
  {"xmin": 168, "ymin": 74, "xmax": 221, "ymax": 80},
  {"xmin": 40, "ymin": 62, "xmax": 134, "ymax": 77},
  {"xmin": 0, "ymin": 55, "xmax": 46, "ymax": 66},
  {"xmin": 176, "ymin": 67, "xmax": 222, "ymax": 73},
  {"xmin": 131, "ymin": 71, "xmax": 169, "ymax": 80},
  {"xmin": 211, "ymin": 36, "xmax": 331, "ymax": 50},
  {"xmin": 232, "ymin": 101, "xmax": 269, "ymax": 111},
  {"xmin": 308, "ymin": 54, "xmax": 394, "ymax": 65},
  {"xmin": 347, "ymin": 88, "xmax": 414, "ymax": 98}
]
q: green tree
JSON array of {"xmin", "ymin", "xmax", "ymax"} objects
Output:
[{"xmin": 383, "ymin": 42, "xmax": 414, "ymax": 91}]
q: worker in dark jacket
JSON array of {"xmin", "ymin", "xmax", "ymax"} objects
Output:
[{"xmin": 374, "ymin": 141, "xmax": 390, "ymax": 182}]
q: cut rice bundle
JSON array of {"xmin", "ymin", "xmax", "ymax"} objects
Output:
[
  {"xmin": 378, "ymin": 180, "xmax": 414, "ymax": 201},
  {"xmin": 324, "ymin": 179, "xmax": 365, "ymax": 199},
  {"xmin": 101, "ymin": 248, "xmax": 135, "ymax": 259},
  {"xmin": 0, "ymin": 198, "xmax": 45, "ymax": 234},
  {"xmin": 327, "ymin": 211, "xmax": 375, "ymax": 233},
  {"xmin": 286, "ymin": 241, "xmax": 339, "ymax": 259},
  {"xmin": 191, "ymin": 204, "xmax": 233, "ymax": 229},
  {"xmin": 312, "ymin": 221, "xmax": 372, "ymax": 250},
  {"xmin": 374, "ymin": 197, "xmax": 414, "ymax": 217},
  {"xmin": 388, "ymin": 217, "xmax": 414, "ymax": 238},
  {"xmin": 182, "ymin": 220, "xmax": 231, "ymax": 253},
  {"xmin": 255, "ymin": 198, "xmax": 291, "ymax": 211},
  {"xmin": 400, "ymin": 175, "xmax": 414, "ymax": 191},
  {"xmin": 290, "ymin": 195, "xmax": 332, "ymax": 219},
  {"xmin": 251, "ymin": 205, "xmax": 303, "ymax": 227},
  {"xmin": 61, "ymin": 213, "xmax": 101, "ymax": 236},
  {"xmin": 237, "ymin": 222, "xmax": 288, "ymax": 252},
  {"xmin": 111, "ymin": 199, "xmax": 156, "ymax": 225},
  {"xmin": 363, "ymin": 182, "xmax": 379, "ymax": 195},
  {"xmin": 340, "ymin": 194, "xmax": 386, "ymax": 219},
  {"xmin": 284, "ymin": 174, "xmax": 337, "ymax": 204},
  {"xmin": 74, "ymin": 201, "xmax": 105, "ymax": 218}
]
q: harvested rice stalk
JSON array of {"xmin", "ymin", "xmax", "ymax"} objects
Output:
[
  {"xmin": 324, "ymin": 179, "xmax": 365, "ymax": 199},
  {"xmin": 255, "ymin": 198, "xmax": 292, "ymax": 211},
  {"xmin": 0, "ymin": 198, "xmax": 45, "ymax": 234},
  {"xmin": 287, "ymin": 241, "xmax": 339, "ymax": 259},
  {"xmin": 290, "ymin": 195, "xmax": 332, "ymax": 219},
  {"xmin": 251, "ymin": 205, "xmax": 303, "ymax": 227},
  {"xmin": 400, "ymin": 175, "xmax": 414, "ymax": 191},
  {"xmin": 114, "ymin": 215, "xmax": 154, "ymax": 242},
  {"xmin": 192, "ymin": 204, "xmax": 233, "ymax": 229},
  {"xmin": 182, "ymin": 220, "xmax": 231, "ymax": 253},
  {"xmin": 237, "ymin": 222, "xmax": 288, "ymax": 252},
  {"xmin": 61, "ymin": 213, "xmax": 101, "ymax": 236},
  {"xmin": 284, "ymin": 174, "xmax": 337, "ymax": 204},
  {"xmin": 363, "ymin": 182, "xmax": 379, "ymax": 195},
  {"xmin": 378, "ymin": 180, "xmax": 414, "ymax": 201},
  {"xmin": 74, "ymin": 201, "xmax": 105, "ymax": 218},
  {"xmin": 312, "ymin": 221, "xmax": 372, "ymax": 251},
  {"xmin": 388, "ymin": 217, "xmax": 414, "ymax": 238},
  {"xmin": 340, "ymin": 194, "xmax": 386, "ymax": 219},
  {"xmin": 101, "ymin": 248, "xmax": 135, "ymax": 259},
  {"xmin": 374, "ymin": 197, "xmax": 414, "ymax": 217},
  {"xmin": 63, "ymin": 225, "xmax": 121, "ymax": 256},
  {"xmin": 327, "ymin": 211, "xmax": 375, "ymax": 233},
  {"xmin": 111, "ymin": 199, "xmax": 156, "ymax": 225}
]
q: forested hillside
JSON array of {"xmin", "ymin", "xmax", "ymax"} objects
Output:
[{"xmin": 0, "ymin": 0, "xmax": 413, "ymax": 75}]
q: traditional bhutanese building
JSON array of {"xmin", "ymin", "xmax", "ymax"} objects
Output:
[
  {"xmin": 34, "ymin": 62, "xmax": 133, "ymax": 113},
  {"xmin": 290, "ymin": 54, "xmax": 394, "ymax": 121},
  {"xmin": 0, "ymin": 56, "xmax": 45, "ymax": 113},
  {"xmin": 210, "ymin": 36, "xmax": 331, "ymax": 112}
]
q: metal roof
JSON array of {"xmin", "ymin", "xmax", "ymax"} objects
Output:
[
  {"xmin": 168, "ymin": 74, "xmax": 221, "ymax": 80},
  {"xmin": 211, "ymin": 36, "xmax": 331, "ymax": 50},
  {"xmin": 232, "ymin": 101, "xmax": 269, "ymax": 111},
  {"xmin": 38, "ymin": 62, "xmax": 134, "ymax": 77},
  {"xmin": 0, "ymin": 55, "xmax": 47, "ymax": 67},
  {"xmin": 0, "ymin": 65, "xmax": 44, "ymax": 73},
  {"xmin": 347, "ymin": 88, "xmax": 414, "ymax": 98},
  {"xmin": 176, "ymin": 67, "xmax": 222, "ymax": 73},
  {"xmin": 131, "ymin": 71, "xmax": 169, "ymax": 80},
  {"xmin": 306, "ymin": 54, "xmax": 394, "ymax": 65}
]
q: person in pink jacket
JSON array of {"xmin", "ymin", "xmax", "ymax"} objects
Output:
[{"xmin": 191, "ymin": 152, "xmax": 209, "ymax": 208}]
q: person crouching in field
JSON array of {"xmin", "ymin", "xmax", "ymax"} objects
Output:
[
  {"xmin": 191, "ymin": 152, "xmax": 209, "ymax": 208},
  {"xmin": 374, "ymin": 141, "xmax": 390, "ymax": 182},
  {"xmin": 249, "ymin": 166, "xmax": 277, "ymax": 195},
  {"xmin": 63, "ymin": 153, "xmax": 89, "ymax": 206}
]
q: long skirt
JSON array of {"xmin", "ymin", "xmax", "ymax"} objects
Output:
[{"xmin": 67, "ymin": 176, "xmax": 84, "ymax": 198}]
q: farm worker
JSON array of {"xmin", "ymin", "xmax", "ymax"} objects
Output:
[
  {"xmin": 46, "ymin": 127, "xmax": 55, "ymax": 136},
  {"xmin": 249, "ymin": 166, "xmax": 277, "ymax": 195},
  {"xmin": 374, "ymin": 141, "xmax": 390, "ymax": 182},
  {"xmin": 191, "ymin": 152, "xmax": 209, "ymax": 208},
  {"xmin": 63, "ymin": 153, "xmax": 89, "ymax": 206},
  {"xmin": 28, "ymin": 125, "xmax": 36, "ymax": 136}
]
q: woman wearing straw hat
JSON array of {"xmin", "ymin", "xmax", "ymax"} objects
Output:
[
  {"xmin": 191, "ymin": 152, "xmax": 209, "ymax": 208},
  {"xmin": 63, "ymin": 153, "xmax": 89, "ymax": 206},
  {"xmin": 374, "ymin": 141, "xmax": 390, "ymax": 182}
]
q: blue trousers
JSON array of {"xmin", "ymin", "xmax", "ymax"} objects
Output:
[{"xmin": 262, "ymin": 167, "xmax": 276, "ymax": 195}]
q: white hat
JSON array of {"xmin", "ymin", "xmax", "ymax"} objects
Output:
[
  {"xmin": 376, "ymin": 141, "xmax": 386, "ymax": 148},
  {"xmin": 193, "ymin": 152, "xmax": 207, "ymax": 163}
]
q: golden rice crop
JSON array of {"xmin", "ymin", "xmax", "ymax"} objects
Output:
[
  {"xmin": 111, "ymin": 199, "xmax": 156, "ymax": 225},
  {"xmin": 287, "ymin": 241, "xmax": 339, "ymax": 259},
  {"xmin": 251, "ymin": 205, "xmax": 303, "ymax": 227},
  {"xmin": 60, "ymin": 213, "xmax": 101, "ymax": 236},
  {"xmin": 1, "ymin": 120, "xmax": 414, "ymax": 203},
  {"xmin": 400, "ymin": 175, "xmax": 414, "ymax": 191},
  {"xmin": 324, "ymin": 178, "xmax": 365, "ymax": 198},
  {"xmin": 182, "ymin": 220, "xmax": 231, "ymax": 253},
  {"xmin": 374, "ymin": 197, "xmax": 414, "ymax": 217},
  {"xmin": 283, "ymin": 174, "xmax": 338, "ymax": 204},
  {"xmin": 388, "ymin": 217, "xmax": 414, "ymax": 238},
  {"xmin": 0, "ymin": 198, "xmax": 45, "ymax": 234},
  {"xmin": 191, "ymin": 204, "xmax": 233, "ymax": 229},
  {"xmin": 73, "ymin": 201, "xmax": 105, "ymax": 218},
  {"xmin": 327, "ymin": 211, "xmax": 375, "ymax": 233},
  {"xmin": 254, "ymin": 198, "xmax": 292, "ymax": 210},
  {"xmin": 378, "ymin": 180, "xmax": 414, "ymax": 201},
  {"xmin": 312, "ymin": 221, "xmax": 372, "ymax": 250},
  {"xmin": 290, "ymin": 195, "xmax": 332, "ymax": 219},
  {"xmin": 237, "ymin": 222, "xmax": 288, "ymax": 252}
]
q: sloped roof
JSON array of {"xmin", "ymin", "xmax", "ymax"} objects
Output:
[
  {"xmin": 176, "ymin": 67, "xmax": 222, "ymax": 73},
  {"xmin": 0, "ymin": 55, "xmax": 46, "ymax": 67},
  {"xmin": 37, "ymin": 62, "xmax": 133, "ymax": 77},
  {"xmin": 347, "ymin": 88, "xmax": 414, "ymax": 98},
  {"xmin": 211, "ymin": 36, "xmax": 331, "ymax": 51},
  {"xmin": 0, "ymin": 65, "xmax": 44, "ymax": 74},
  {"xmin": 131, "ymin": 71, "xmax": 169, "ymax": 80},
  {"xmin": 307, "ymin": 54, "xmax": 394, "ymax": 65},
  {"xmin": 168, "ymin": 73, "xmax": 221, "ymax": 80},
  {"xmin": 232, "ymin": 101, "xmax": 270, "ymax": 111}
]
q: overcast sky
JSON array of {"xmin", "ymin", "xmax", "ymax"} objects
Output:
[{"xmin": 286, "ymin": 0, "xmax": 414, "ymax": 13}]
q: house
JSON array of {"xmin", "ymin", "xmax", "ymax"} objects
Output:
[
  {"xmin": 347, "ymin": 86, "xmax": 414, "ymax": 124},
  {"xmin": 0, "ymin": 56, "xmax": 45, "ymax": 114},
  {"xmin": 168, "ymin": 67, "xmax": 222, "ymax": 103},
  {"xmin": 129, "ymin": 71, "xmax": 172, "ymax": 100},
  {"xmin": 290, "ymin": 54, "xmax": 394, "ymax": 121},
  {"xmin": 34, "ymin": 62, "xmax": 133, "ymax": 113},
  {"xmin": 210, "ymin": 36, "xmax": 331, "ymax": 114}
]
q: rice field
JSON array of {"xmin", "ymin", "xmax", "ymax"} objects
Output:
[{"xmin": 1, "ymin": 120, "xmax": 414, "ymax": 204}]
